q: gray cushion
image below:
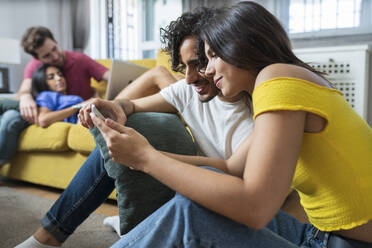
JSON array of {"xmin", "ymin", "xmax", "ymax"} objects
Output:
[{"xmin": 91, "ymin": 112, "xmax": 196, "ymax": 234}]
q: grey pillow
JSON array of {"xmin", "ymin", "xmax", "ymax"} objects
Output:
[{"xmin": 91, "ymin": 112, "xmax": 196, "ymax": 235}]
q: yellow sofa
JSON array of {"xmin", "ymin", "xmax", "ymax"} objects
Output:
[{"xmin": 0, "ymin": 52, "xmax": 175, "ymax": 200}]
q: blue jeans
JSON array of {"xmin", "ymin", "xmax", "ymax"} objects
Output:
[
  {"xmin": 111, "ymin": 192, "xmax": 334, "ymax": 248},
  {"xmin": 0, "ymin": 109, "xmax": 28, "ymax": 164},
  {"xmin": 110, "ymin": 167, "xmax": 329, "ymax": 248},
  {"xmin": 40, "ymin": 112, "xmax": 196, "ymax": 243},
  {"xmin": 41, "ymin": 146, "xmax": 115, "ymax": 242}
]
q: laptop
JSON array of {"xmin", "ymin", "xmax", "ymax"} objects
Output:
[{"xmin": 105, "ymin": 60, "xmax": 149, "ymax": 100}]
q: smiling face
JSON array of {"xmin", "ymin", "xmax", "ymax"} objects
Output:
[
  {"xmin": 35, "ymin": 38, "xmax": 64, "ymax": 66},
  {"xmin": 45, "ymin": 66, "xmax": 67, "ymax": 94},
  {"xmin": 178, "ymin": 36, "xmax": 220, "ymax": 102},
  {"xmin": 204, "ymin": 42, "xmax": 255, "ymax": 98}
]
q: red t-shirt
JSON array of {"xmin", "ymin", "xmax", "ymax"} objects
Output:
[{"xmin": 24, "ymin": 51, "xmax": 108, "ymax": 100}]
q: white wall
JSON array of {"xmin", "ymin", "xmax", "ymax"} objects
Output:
[{"xmin": 0, "ymin": 0, "xmax": 72, "ymax": 92}]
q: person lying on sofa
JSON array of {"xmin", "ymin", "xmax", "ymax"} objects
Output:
[
  {"xmin": 0, "ymin": 64, "xmax": 97, "ymax": 166},
  {"xmin": 1, "ymin": 26, "xmax": 108, "ymax": 164},
  {"xmin": 15, "ymin": 7, "xmax": 254, "ymax": 248},
  {"xmin": 18, "ymin": 26, "xmax": 109, "ymax": 124},
  {"xmin": 31, "ymin": 64, "xmax": 96, "ymax": 127}
]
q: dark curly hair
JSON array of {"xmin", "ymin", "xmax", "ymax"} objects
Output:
[
  {"xmin": 22, "ymin": 26, "xmax": 56, "ymax": 59},
  {"xmin": 160, "ymin": 7, "xmax": 220, "ymax": 73}
]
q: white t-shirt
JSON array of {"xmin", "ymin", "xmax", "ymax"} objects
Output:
[{"xmin": 160, "ymin": 79, "xmax": 253, "ymax": 159}]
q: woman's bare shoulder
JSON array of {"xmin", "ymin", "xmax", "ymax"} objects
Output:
[{"xmin": 254, "ymin": 63, "xmax": 329, "ymax": 88}]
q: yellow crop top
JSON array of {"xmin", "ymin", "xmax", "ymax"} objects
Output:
[{"xmin": 252, "ymin": 77, "xmax": 372, "ymax": 231}]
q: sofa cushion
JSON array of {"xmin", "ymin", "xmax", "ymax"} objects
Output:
[
  {"xmin": 67, "ymin": 124, "xmax": 95, "ymax": 154},
  {"xmin": 18, "ymin": 122, "xmax": 72, "ymax": 152},
  {"xmin": 90, "ymin": 112, "xmax": 197, "ymax": 235}
]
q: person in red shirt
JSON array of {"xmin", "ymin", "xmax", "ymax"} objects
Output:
[{"xmin": 18, "ymin": 26, "xmax": 109, "ymax": 124}]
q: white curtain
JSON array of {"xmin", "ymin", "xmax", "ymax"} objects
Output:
[
  {"xmin": 56, "ymin": 0, "xmax": 74, "ymax": 51},
  {"xmin": 71, "ymin": 0, "xmax": 90, "ymax": 51}
]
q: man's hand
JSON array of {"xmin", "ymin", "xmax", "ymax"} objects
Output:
[
  {"xmin": 19, "ymin": 93, "xmax": 38, "ymax": 124},
  {"xmin": 91, "ymin": 114, "xmax": 155, "ymax": 170},
  {"xmin": 78, "ymin": 98, "xmax": 126, "ymax": 129}
]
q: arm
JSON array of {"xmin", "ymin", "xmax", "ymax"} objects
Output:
[
  {"xmin": 101, "ymin": 71, "xmax": 109, "ymax": 81},
  {"xmin": 17, "ymin": 78, "xmax": 32, "ymax": 98},
  {"xmin": 160, "ymin": 134, "xmax": 253, "ymax": 176},
  {"xmin": 115, "ymin": 66, "xmax": 179, "ymax": 100},
  {"xmin": 38, "ymin": 97, "xmax": 98, "ymax": 128},
  {"xmin": 129, "ymin": 93, "xmax": 177, "ymax": 114},
  {"xmin": 79, "ymin": 93, "xmax": 177, "ymax": 129},
  {"xmin": 17, "ymin": 78, "xmax": 38, "ymax": 124},
  {"xmin": 92, "ymin": 107, "xmax": 306, "ymax": 230},
  {"xmin": 38, "ymin": 107, "xmax": 78, "ymax": 128},
  {"xmin": 161, "ymin": 152, "xmax": 229, "ymax": 173},
  {"xmin": 79, "ymin": 65, "xmax": 179, "ymax": 128}
]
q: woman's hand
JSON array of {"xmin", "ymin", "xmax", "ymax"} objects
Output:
[
  {"xmin": 91, "ymin": 114, "xmax": 156, "ymax": 170},
  {"xmin": 78, "ymin": 98, "xmax": 126, "ymax": 129}
]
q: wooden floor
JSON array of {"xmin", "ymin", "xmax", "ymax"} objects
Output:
[
  {"xmin": 0, "ymin": 177, "xmax": 307, "ymax": 224},
  {"xmin": 0, "ymin": 177, "xmax": 118, "ymax": 217}
]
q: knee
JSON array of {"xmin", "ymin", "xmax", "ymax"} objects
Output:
[{"xmin": 0, "ymin": 110, "xmax": 25, "ymax": 132}]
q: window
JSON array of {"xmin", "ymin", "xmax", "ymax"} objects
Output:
[
  {"xmin": 275, "ymin": 0, "xmax": 372, "ymax": 38},
  {"xmin": 106, "ymin": 0, "xmax": 140, "ymax": 60},
  {"xmin": 93, "ymin": 0, "xmax": 183, "ymax": 60},
  {"xmin": 140, "ymin": 0, "xmax": 183, "ymax": 58}
]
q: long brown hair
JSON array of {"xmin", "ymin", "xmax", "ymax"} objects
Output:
[{"xmin": 200, "ymin": 1, "xmax": 324, "ymax": 78}]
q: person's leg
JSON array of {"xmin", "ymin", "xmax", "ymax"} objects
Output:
[
  {"xmin": 0, "ymin": 98, "xmax": 20, "ymax": 114},
  {"xmin": 41, "ymin": 147, "xmax": 115, "ymax": 242},
  {"xmin": 114, "ymin": 66, "xmax": 178, "ymax": 100},
  {"xmin": 110, "ymin": 167, "xmax": 309, "ymax": 248},
  {"xmin": 111, "ymin": 193, "xmax": 303, "ymax": 248},
  {"xmin": 0, "ymin": 109, "xmax": 28, "ymax": 165},
  {"xmin": 266, "ymin": 209, "xmax": 312, "ymax": 245},
  {"xmin": 15, "ymin": 147, "xmax": 115, "ymax": 247}
]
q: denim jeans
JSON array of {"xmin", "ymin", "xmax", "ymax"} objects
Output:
[
  {"xmin": 111, "ymin": 192, "xmax": 339, "ymax": 248},
  {"xmin": 0, "ymin": 109, "xmax": 28, "ymax": 165},
  {"xmin": 41, "ymin": 146, "xmax": 115, "ymax": 242},
  {"xmin": 40, "ymin": 112, "xmax": 196, "ymax": 243},
  {"xmin": 111, "ymin": 168, "xmax": 329, "ymax": 248}
]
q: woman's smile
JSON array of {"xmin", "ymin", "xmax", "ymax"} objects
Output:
[{"xmin": 214, "ymin": 77, "xmax": 222, "ymax": 89}]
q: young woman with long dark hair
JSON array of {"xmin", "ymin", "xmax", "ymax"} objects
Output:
[
  {"xmin": 0, "ymin": 64, "xmax": 92, "ymax": 166},
  {"xmin": 91, "ymin": 2, "xmax": 372, "ymax": 247}
]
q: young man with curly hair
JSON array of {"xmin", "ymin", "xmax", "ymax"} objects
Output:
[{"xmin": 16, "ymin": 7, "xmax": 253, "ymax": 248}]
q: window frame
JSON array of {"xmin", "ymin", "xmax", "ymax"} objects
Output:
[{"xmin": 272, "ymin": 0, "xmax": 372, "ymax": 40}]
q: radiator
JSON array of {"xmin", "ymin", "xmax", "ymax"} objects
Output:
[{"xmin": 294, "ymin": 45, "xmax": 371, "ymax": 125}]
